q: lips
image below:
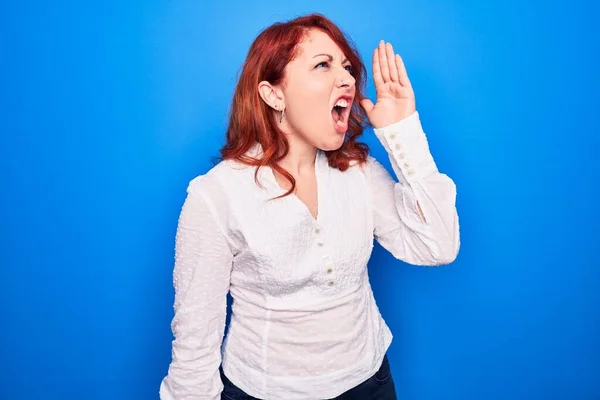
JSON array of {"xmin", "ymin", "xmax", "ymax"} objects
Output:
[{"xmin": 331, "ymin": 95, "xmax": 353, "ymax": 134}]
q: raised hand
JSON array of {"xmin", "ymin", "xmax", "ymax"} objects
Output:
[{"xmin": 360, "ymin": 41, "xmax": 416, "ymax": 128}]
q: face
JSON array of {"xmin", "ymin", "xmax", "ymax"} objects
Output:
[{"xmin": 261, "ymin": 29, "xmax": 356, "ymax": 152}]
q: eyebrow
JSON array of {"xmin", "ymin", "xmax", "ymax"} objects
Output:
[{"xmin": 313, "ymin": 53, "xmax": 350, "ymax": 64}]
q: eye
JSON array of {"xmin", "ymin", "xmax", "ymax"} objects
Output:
[
  {"xmin": 344, "ymin": 64, "xmax": 354, "ymax": 74},
  {"xmin": 315, "ymin": 61, "xmax": 330, "ymax": 69}
]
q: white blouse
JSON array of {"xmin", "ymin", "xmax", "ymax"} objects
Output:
[{"xmin": 159, "ymin": 111, "xmax": 460, "ymax": 400}]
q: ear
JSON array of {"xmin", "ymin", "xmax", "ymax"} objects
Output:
[{"xmin": 258, "ymin": 81, "xmax": 285, "ymax": 111}]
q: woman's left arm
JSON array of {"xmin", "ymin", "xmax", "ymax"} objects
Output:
[
  {"xmin": 360, "ymin": 41, "xmax": 460, "ymax": 266},
  {"xmin": 369, "ymin": 111, "xmax": 460, "ymax": 266}
]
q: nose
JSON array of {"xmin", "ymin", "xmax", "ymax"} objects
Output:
[{"xmin": 336, "ymin": 69, "xmax": 355, "ymax": 88}]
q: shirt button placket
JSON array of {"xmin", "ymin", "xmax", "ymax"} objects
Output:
[
  {"xmin": 314, "ymin": 225, "xmax": 335, "ymax": 287},
  {"xmin": 326, "ymin": 260, "xmax": 334, "ymax": 286},
  {"xmin": 314, "ymin": 224, "xmax": 323, "ymax": 244}
]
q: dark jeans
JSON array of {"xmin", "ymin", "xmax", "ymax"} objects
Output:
[{"xmin": 220, "ymin": 354, "xmax": 397, "ymax": 400}]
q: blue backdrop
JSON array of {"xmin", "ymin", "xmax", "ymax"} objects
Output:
[{"xmin": 1, "ymin": 1, "xmax": 598, "ymax": 399}]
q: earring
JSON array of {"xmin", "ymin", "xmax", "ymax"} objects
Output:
[{"xmin": 279, "ymin": 107, "xmax": 285, "ymax": 123}]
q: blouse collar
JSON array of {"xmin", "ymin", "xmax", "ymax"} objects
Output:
[{"xmin": 245, "ymin": 142, "xmax": 326, "ymax": 195}]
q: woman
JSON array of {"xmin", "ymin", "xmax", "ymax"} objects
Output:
[{"xmin": 159, "ymin": 13, "xmax": 460, "ymax": 400}]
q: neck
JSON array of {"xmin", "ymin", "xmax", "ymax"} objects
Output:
[{"xmin": 279, "ymin": 135, "xmax": 318, "ymax": 176}]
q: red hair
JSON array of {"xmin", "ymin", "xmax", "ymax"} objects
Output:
[{"xmin": 219, "ymin": 13, "xmax": 370, "ymax": 197}]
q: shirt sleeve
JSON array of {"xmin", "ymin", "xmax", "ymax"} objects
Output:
[
  {"xmin": 370, "ymin": 111, "xmax": 460, "ymax": 266},
  {"xmin": 159, "ymin": 177, "xmax": 234, "ymax": 399}
]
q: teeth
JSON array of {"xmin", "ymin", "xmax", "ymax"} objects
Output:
[{"xmin": 335, "ymin": 98, "xmax": 348, "ymax": 108}]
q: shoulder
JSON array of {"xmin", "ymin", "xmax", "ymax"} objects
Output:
[
  {"xmin": 342, "ymin": 155, "xmax": 392, "ymax": 186},
  {"xmin": 187, "ymin": 159, "xmax": 252, "ymax": 193},
  {"xmin": 343, "ymin": 154, "xmax": 378, "ymax": 175},
  {"xmin": 187, "ymin": 162, "xmax": 222, "ymax": 195},
  {"xmin": 185, "ymin": 158, "xmax": 263, "ymax": 221},
  {"xmin": 183, "ymin": 160, "xmax": 248, "ymax": 237}
]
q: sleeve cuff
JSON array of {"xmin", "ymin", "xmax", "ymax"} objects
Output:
[{"xmin": 373, "ymin": 111, "xmax": 439, "ymax": 183}]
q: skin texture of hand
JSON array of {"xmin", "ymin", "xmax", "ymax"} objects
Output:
[{"xmin": 360, "ymin": 40, "xmax": 416, "ymax": 129}]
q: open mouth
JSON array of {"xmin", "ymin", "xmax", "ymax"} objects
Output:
[{"xmin": 331, "ymin": 97, "xmax": 352, "ymax": 133}]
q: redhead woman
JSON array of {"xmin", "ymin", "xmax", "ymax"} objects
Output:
[{"xmin": 159, "ymin": 13, "xmax": 460, "ymax": 400}]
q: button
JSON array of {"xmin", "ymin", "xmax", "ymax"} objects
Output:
[
  {"xmin": 407, "ymin": 169, "xmax": 415, "ymax": 176},
  {"xmin": 397, "ymin": 153, "xmax": 405, "ymax": 159},
  {"xmin": 394, "ymin": 143, "xmax": 402, "ymax": 150},
  {"xmin": 314, "ymin": 227, "xmax": 321, "ymax": 234},
  {"xmin": 327, "ymin": 268, "xmax": 333, "ymax": 274},
  {"xmin": 389, "ymin": 133, "xmax": 396, "ymax": 140},
  {"xmin": 403, "ymin": 161, "xmax": 410, "ymax": 168},
  {"xmin": 318, "ymin": 242, "xmax": 324, "ymax": 246},
  {"xmin": 328, "ymin": 281, "xmax": 334, "ymax": 286}
]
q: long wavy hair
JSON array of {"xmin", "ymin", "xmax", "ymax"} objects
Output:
[{"xmin": 219, "ymin": 13, "xmax": 370, "ymax": 197}]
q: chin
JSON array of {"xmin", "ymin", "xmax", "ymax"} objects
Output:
[{"xmin": 318, "ymin": 136, "xmax": 345, "ymax": 152}]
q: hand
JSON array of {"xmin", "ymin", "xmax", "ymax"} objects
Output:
[{"xmin": 360, "ymin": 41, "xmax": 416, "ymax": 129}]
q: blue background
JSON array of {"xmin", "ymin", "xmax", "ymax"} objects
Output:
[{"xmin": 1, "ymin": 1, "xmax": 598, "ymax": 399}]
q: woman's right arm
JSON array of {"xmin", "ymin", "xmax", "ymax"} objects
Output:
[{"xmin": 159, "ymin": 178, "xmax": 234, "ymax": 400}]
